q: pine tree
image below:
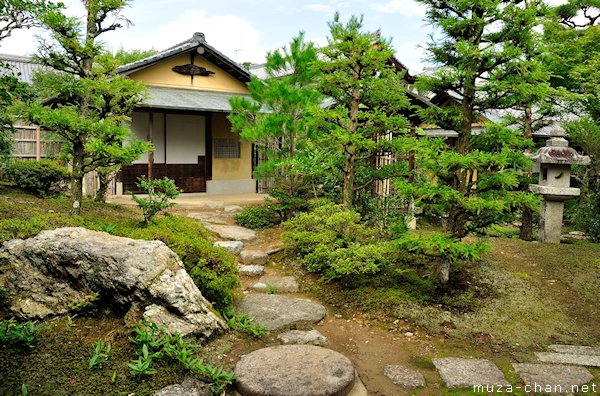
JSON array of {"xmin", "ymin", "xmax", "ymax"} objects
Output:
[
  {"xmin": 405, "ymin": 0, "xmax": 544, "ymax": 238},
  {"xmin": 312, "ymin": 13, "xmax": 411, "ymax": 209},
  {"xmin": 229, "ymin": 33, "xmax": 323, "ymax": 217},
  {"xmin": 21, "ymin": 0, "xmax": 149, "ymax": 212}
]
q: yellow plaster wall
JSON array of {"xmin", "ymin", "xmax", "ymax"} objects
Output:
[
  {"xmin": 211, "ymin": 113, "xmax": 252, "ymax": 180},
  {"xmin": 128, "ymin": 53, "xmax": 248, "ymax": 94}
]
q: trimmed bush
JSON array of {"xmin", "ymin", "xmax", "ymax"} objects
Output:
[
  {"xmin": 234, "ymin": 205, "xmax": 276, "ymax": 229},
  {"xmin": 282, "ymin": 203, "xmax": 397, "ymax": 280},
  {"xmin": 3, "ymin": 160, "xmax": 70, "ymax": 197},
  {"xmin": 131, "ymin": 176, "xmax": 180, "ymax": 223}
]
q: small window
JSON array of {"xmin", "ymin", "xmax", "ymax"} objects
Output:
[{"xmin": 214, "ymin": 138, "xmax": 240, "ymax": 158}]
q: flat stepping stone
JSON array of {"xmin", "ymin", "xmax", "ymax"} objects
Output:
[
  {"xmin": 187, "ymin": 213, "xmax": 228, "ymax": 224},
  {"xmin": 214, "ymin": 240, "xmax": 244, "ymax": 255},
  {"xmin": 224, "ymin": 204, "xmax": 244, "ymax": 213},
  {"xmin": 200, "ymin": 201, "xmax": 225, "ymax": 210},
  {"xmin": 513, "ymin": 363, "xmax": 593, "ymax": 395},
  {"xmin": 384, "ymin": 365, "xmax": 426, "ymax": 388},
  {"xmin": 548, "ymin": 345, "xmax": 600, "ymax": 356},
  {"xmin": 535, "ymin": 352, "xmax": 600, "ymax": 367},
  {"xmin": 432, "ymin": 358, "xmax": 509, "ymax": 389},
  {"xmin": 203, "ymin": 224, "xmax": 257, "ymax": 242},
  {"xmin": 238, "ymin": 265, "xmax": 264, "ymax": 277},
  {"xmin": 236, "ymin": 294, "xmax": 326, "ymax": 330},
  {"xmin": 239, "ymin": 249, "xmax": 268, "ymax": 265},
  {"xmin": 235, "ymin": 345, "xmax": 355, "ymax": 396},
  {"xmin": 277, "ymin": 329, "xmax": 328, "ymax": 346},
  {"xmin": 251, "ymin": 276, "xmax": 299, "ymax": 293},
  {"xmin": 153, "ymin": 378, "xmax": 211, "ymax": 396}
]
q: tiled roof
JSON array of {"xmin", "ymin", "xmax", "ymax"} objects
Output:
[
  {"xmin": 0, "ymin": 54, "xmax": 44, "ymax": 83},
  {"xmin": 141, "ymin": 86, "xmax": 250, "ymax": 112}
]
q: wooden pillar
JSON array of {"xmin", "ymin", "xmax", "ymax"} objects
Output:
[
  {"xmin": 35, "ymin": 126, "xmax": 41, "ymax": 161},
  {"xmin": 147, "ymin": 111, "xmax": 154, "ymax": 179}
]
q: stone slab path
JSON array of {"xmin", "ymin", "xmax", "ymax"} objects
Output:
[
  {"xmin": 513, "ymin": 363, "xmax": 593, "ymax": 395},
  {"xmin": 548, "ymin": 344, "xmax": 600, "ymax": 356},
  {"xmin": 383, "ymin": 365, "xmax": 426, "ymax": 389},
  {"xmin": 235, "ymin": 345, "xmax": 356, "ymax": 396},
  {"xmin": 432, "ymin": 358, "xmax": 510, "ymax": 388},
  {"xmin": 202, "ymin": 223, "xmax": 257, "ymax": 242},
  {"xmin": 236, "ymin": 294, "xmax": 326, "ymax": 330},
  {"xmin": 535, "ymin": 352, "xmax": 600, "ymax": 367},
  {"xmin": 250, "ymin": 275, "xmax": 299, "ymax": 293},
  {"xmin": 277, "ymin": 329, "xmax": 328, "ymax": 346}
]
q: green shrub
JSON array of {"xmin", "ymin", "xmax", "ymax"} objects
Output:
[
  {"xmin": 0, "ymin": 319, "xmax": 44, "ymax": 350},
  {"xmin": 234, "ymin": 205, "xmax": 276, "ymax": 229},
  {"xmin": 131, "ymin": 176, "xmax": 180, "ymax": 223},
  {"xmin": 119, "ymin": 216, "xmax": 239, "ymax": 310},
  {"xmin": 3, "ymin": 160, "xmax": 70, "ymax": 197},
  {"xmin": 282, "ymin": 203, "xmax": 397, "ymax": 280},
  {"xmin": 221, "ymin": 308, "xmax": 267, "ymax": 338}
]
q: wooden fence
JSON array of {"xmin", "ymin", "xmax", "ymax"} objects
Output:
[{"xmin": 11, "ymin": 123, "xmax": 61, "ymax": 160}]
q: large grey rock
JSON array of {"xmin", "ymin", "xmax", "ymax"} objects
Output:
[
  {"xmin": 548, "ymin": 345, "xmax": 600, "ymax": 356},
  {"xmin": 0, "ymin": 227, "xmax": 226, "ymax": 339},
  {"xmin": 277, "ymin": 330, "xmax": 328, "ymax": 346},
  {"xmin": 384, "ymin": 365, "xmax": 426, "ymax": 388},
  {"xmin": 432, "ymin": 358, "xmax": 509, "ymax": 388},
  {"xmin": 238, "ymin": 265, "xmax": 265, "ymax": 277},
  {"xmin": 513, "ymin": 363, "xmax": 593, "ymax": 395},
  {"xmin": 236, "ymin": 294, "xmax": 326, "ymax": 330},
  {"xmin": 214, "ymin": 240, "xmax": 244, "ymax": 255},
  {"xmin": 239, "ymin": 250, "xmax": 268, "ymax": 265},
  {"xmin": 535, "ymin": 352, "xmax": 600, "ymax": 367},
  {"xmin": 235, "ymin": 345, "xmax": 355, "ymax": 396},
  {"xmin": 203, "ymin": 224, "xmax": 257, "ymax": 242},
  {"xmin": 251, "ymin": 276, "xmax": 299, "ymax": 293},
  {"xmin": 153, "ymin": 378, "xmax": 211, "ymax": 396}
]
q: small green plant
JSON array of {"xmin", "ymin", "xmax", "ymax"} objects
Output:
[
  {"xmin": 88, "ymin": 339, "xmax": 111, "ymax": 369},
  {"xmin": 3, "ymin": 159, "xmax": 71, "ymax": 197},
  {"xmin": 266, "ymin": 282, "xmax": 278, "ymax": 294},
  {"xmin": 21, "ymin": 383, "xmax": 27, "ymax": 396},
  {"xmin": 234, "ymin": 205, "xmax": 276, "ymax": 229},
  {"xmin": 131, "ymin": 176, "xmax": 180, "ymax": 223},
  {"xmin": 221, "ymin": 309, "xmax": 267, "ymax": 338},
  {"xmin": 128, "ymin": 344, "xmax": 157, "ymax": 376},
  {"xmin": 69, "ymin": 292, "xmax": 100, "ymax": 313},
  {"xmin": 0, "ymin": 319, "xmax": 44, "ymax": 350}
]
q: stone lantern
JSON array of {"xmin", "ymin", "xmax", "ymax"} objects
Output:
[{"xmin": 529, "ymin": 128, "xmax": 590, "ymax": 243}]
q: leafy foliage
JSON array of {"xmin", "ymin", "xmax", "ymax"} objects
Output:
[
  {"xmin": 282, "ymin": 203, "xmax": 397, "ymax": 280},
  {"xmin": 0, "ymin": 319, "xmax": 44, "ymax": 350},
  {"xmin": 3, "ymin": 159, "xmax": 70, "ymax": 197},
  {"xmin": 131, "ymin": 176, "xmax": 180, "ymax": 223},
  {"xmin": 88, "ymin": 339, "xmax": 111, "ymax": 369},
  {"xmin": 234, "ymin": 205, "xmax": 276, "ymax": 229},
  {"xmin": 221, "ymin": 309, "xmax": 267, "ymax": 338},
  {"xmin": 129, "ymin": 321, "xmax": 236, "ymax": 393}
]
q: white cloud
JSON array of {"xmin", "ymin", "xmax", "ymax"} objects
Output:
[
  {"xmin": 371, "ymin": 0, "xmax": 426, "ymax": 17},
  {"xmin": 304, "ymin": 4, "xmax": 336, "ymax": 14},
  {"xmin": 110, "ymin": 10, "xmax": 265, "ymax": 64}
]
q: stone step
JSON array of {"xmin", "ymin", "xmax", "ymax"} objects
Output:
[
  {"xmin": 277, "ymin": 329, "xmax": 328, "ymax": 346},
  {"xmin": 250, "ymin": 276, "xmax": 299, "ymax": 293},
  {"xmin": 236, "ymin": 294, "xmax": 326, "ymax": 330},
  {"xmin": 548, "ymin": 344, "xmax": 600, "ymax": 356},
  {"xmin": 384, "ymin": 365, "xmax": 426, "ymax": 389},
  {"xmin": 203, "ymin": 223, "xmax": 257, "ymax": 242},
  {"xmin": 238, "ymin": 265, "xmax": 264, "ymax": 277},
  {"xmin": 239, "ymin": 249, "xmax": 268, "ymax": 265},
  {"xmin": 235, "ymin": 345, "xmax": 355, "ymax": 396},
  {"xmin": 535, "ymin": 352, "xmax": 600, "ymax": 367},
  {"xmin": 214, "ymin": 240, "xmax": 244, "ymax": 255},
  {"xmin": 432, "ymin": 358, "xmax": 509, "ymax": 388},
  {"xmin": 513, "ymin": 363, "xmax": 593, "ymax": 394}
]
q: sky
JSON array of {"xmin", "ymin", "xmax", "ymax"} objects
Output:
[{"xmin": 0, "ymin": 0, "xmax": 566, "ymax": 74}]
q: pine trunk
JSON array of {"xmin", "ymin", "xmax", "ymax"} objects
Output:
[{"xmin": 520, "ymin": 107, "xmax": 534, "ymax": 241}]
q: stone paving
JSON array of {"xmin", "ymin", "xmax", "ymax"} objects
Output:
[{"xmin": 200, "ymin": 219, "xmax": 598, "ymax": 395}]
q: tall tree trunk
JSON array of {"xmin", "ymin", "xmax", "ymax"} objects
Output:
[
  {"xmin": 71, "ymin": 142, "xmax": 85, "ymax": 214},
  {"xmin": 342, "ymin": 145, "xmax": 356, "ymax": 209},
  {"xmin": 95, "ymin": 170, "xmax": 113, "ymax": 203},
  {"xmin": 520, "ymin": 107, "xmax": 534, "ymax": 241}
]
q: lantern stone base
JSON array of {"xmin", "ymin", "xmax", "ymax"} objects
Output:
[{"xmin": 538, "ymin": 200, "xmax": 565, "ymax": 244}]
